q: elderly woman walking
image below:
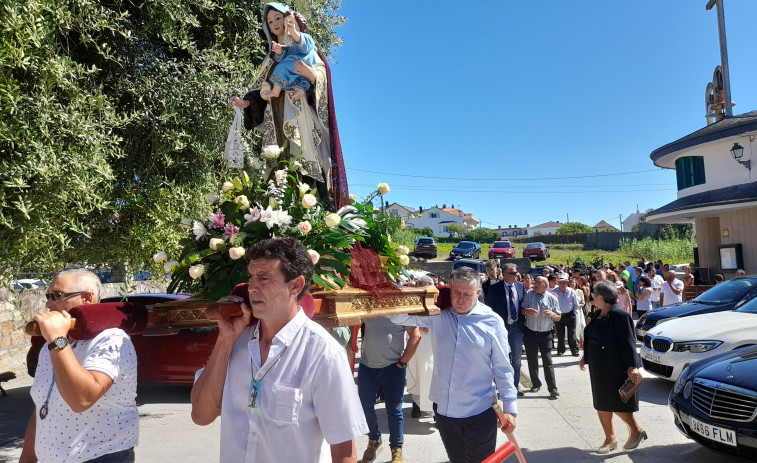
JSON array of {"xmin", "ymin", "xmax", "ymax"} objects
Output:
[{"xmin": 580, "ymin": 280, "xmax": 646, "ymax": 454}]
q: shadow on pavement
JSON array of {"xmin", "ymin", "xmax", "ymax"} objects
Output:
[
  {"xmin": 639, "ymin": 377, "xmax": 674, "ymax": 406},
  {"xmin": 0, "ymin": 382, "xmax": 34, "ymax": 446},
  {"xmin": 518, "ymin": 442, "xmax": 747, "ymax": 463}
]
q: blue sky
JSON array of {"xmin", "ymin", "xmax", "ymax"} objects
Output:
[{"xmin": 328, "ymin": 1, "xmax": 757, "ymax": 230}]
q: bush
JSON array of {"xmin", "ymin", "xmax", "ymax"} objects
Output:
[{"xmin": 618, "ymin": 238, "xmax": 696, "ymax": 263}]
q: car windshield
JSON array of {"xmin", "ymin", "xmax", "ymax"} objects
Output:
[
  {"xmin": 694, "ymin": 279, "xmax": 756, "ymax": 305},
  {"xmin": 454, "ymin": 262, "xmax": 484, "ymax": 272},
  {"xmin": 735, "ymin": 296, "xmax": 757, "ymax": 314},
  {"xmin": 456, "ymin": 242, "xmax": 475, "ymax": 249},
  {"xmin": 493, "ymin": 242, "xmax": 511, "ymax": 248},
  {"xmin": 525, "ymin": 243, "xmax": 542, "ymax": 249}
]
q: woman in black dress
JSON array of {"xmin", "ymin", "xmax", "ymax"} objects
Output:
[{"xmin": 580, "ymin": 280, "xmax": 646, "ymax": 454}]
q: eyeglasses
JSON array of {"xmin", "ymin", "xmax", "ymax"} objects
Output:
[{"xmin": 45, "ymin": 291, "xmax": 84, "ymax": 301}]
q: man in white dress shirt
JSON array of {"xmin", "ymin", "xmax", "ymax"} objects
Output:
[{"xmin": 191, "ymin": 237, "xmax": 367, "ymax": 463}]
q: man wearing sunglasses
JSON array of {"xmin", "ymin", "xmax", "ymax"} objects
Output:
[{"xmin": 20, "ymin": 269, "xmax": 139, "ymax": 463}]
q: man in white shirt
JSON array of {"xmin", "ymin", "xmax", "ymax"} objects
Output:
[
  {"xmin": 20, "ymin": 269, "xmax": 139, "ymax": 463},
  {"xmin": 191, "ymin": 237, "xmax": 367, "ymax": 463},
  {"xmin": 647, "ymin": 264, "xmax": 664, "ymax": 310},
  {"xmin": 390, "ymin": 267, "xmax": 517, "ymax": 463},
  {"xmin": 554, "ymin": 274, "xmax": 581, "ymax": 357},
  {"xmin": 660, "ymin": 270, "xmax": 685, "ymax": 306}
]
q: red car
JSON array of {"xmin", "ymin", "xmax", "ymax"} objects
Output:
[
  {"xmin": 522, "ymin": 242, "xmax": 550, "ymax": 261},
  {"xmin": 488, "ymin": 241, "xmax": 515, "ymax": 260}
]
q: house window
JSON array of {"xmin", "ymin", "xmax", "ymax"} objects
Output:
[
  {"xmin": 502, "ymin": 232, "xmax": 508, "ymax": 236},
  {"xmin": 675, "ymin": 156, "xmax": 706, "ymax": 190},
  {"xmin": 513, "ymin": 231, "xmax": 518, "ymax": 236},
  {"xmin": 430, "ymin": 213, "xmax": 439, "ymax": 218}
]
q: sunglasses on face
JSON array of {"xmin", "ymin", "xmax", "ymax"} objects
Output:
[{"xmin": 45, "ymin": 291, "xmax": 84, "ymax": 301}]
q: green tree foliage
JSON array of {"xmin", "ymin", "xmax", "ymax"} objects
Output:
[
  {"xmin": 445, "ymin": 223, "xmax": 466, "ymax": 238},
  {"xmin": 0, "ymin": 0, "xmax": 344, "ymax": 280},
  {"xmin": 463, "ymin": 228, "xmax": 498, "ymax": 243},
  {"xmin": 556, "ymin": 222, "xmax": 593, "ymax": 234}
]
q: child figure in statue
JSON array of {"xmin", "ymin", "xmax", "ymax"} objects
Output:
[{"xmin": 261, "ymin": 6, "xmax": 317, "ymax": 101}]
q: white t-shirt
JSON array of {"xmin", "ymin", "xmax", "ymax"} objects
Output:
[
  {"xmin": 662, "ymin": 279, "xmax": 685, "ymax": 306},
  {"xmin": 649, "ymin": 274, "xmax": 664, "ymax": 302},
  {"xmin": 637, "ymin": 287, "xmax": 653, "ymax": 313},
  {"xmin": 30, "ymin": 328, "xmax": 139, "ymax": 462},
  {"xmin": 219, "ymin": 309, "xmax": 368, "ymax": 462}
]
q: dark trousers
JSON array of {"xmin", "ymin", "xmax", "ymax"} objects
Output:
[
  {"xmin": 505, "ymin": 323, "xmax": 522, "ymax": 389},
  {"xmin": 357, "ymin": 363, "xmax": 406, "ymax": 448},
  {"xmin": 85, "ymin": 448, "xmax": 135, "ymax": 463},
  {"xmin": 523, "ymin": 326, "xmax": 557, "ymax": 392},
  {"xmin": 434, "ymin": 405, "xmax": 497, "ymax": 463},
  {"xmin": 555, "ymin": 312, "xmax": 578, "ymax": 355}
]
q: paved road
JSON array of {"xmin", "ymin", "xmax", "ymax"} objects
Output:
[{"xmin": 0, "ymin": 352, "xmax": 749, "ymax": 462}]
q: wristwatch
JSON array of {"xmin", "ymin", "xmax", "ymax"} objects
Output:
[
  {"xmin": 48, "ymin": 336, "xmax": 69, "ymax": 351},
  {"xmin": 396, "ymin": 361, "xmax": 407, "ymax": 369}
]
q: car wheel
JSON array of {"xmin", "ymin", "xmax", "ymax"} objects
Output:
[{"xmin": 432, "ymin": 252, "xmax": 437, "ymax": 258}]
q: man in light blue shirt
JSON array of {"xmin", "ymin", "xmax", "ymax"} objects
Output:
[{"xmin": 391, "ymin": 267, "xmax": 517, "ymax": 463}]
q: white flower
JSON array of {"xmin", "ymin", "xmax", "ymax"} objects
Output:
[
  {"xmin": 250, "ymin": 157, "xmax": 264, "ymax": 169},
  {"xmin": 308, "ymin": 249, "xmax": 320, "ymax": 265},
  {"xmin": 192, "ymin": 221, "xmax": 207, "ymax": 240},
  {"xmin": 396, "ymin": 245, "xmax": 410, "ymax": 256},
  {"xmin": 297, "ymin": 221, "xmax": 312, "ymax": 234},
  {"xmin": 262, "ymin": 145, "xmax": 283, "ymax": 159},
  {"xmin": 387, "ymin": 233, "xmax": 392, "ymax": 242},
  {"xmin": 152, "ymin": 251, "xmax": 168, "ymax": 263},
  {"xmin": 399, "ymin": 255, "xmax": 410, "ymax": 266},
  {"xmin": 163, "ymin": 260, "xmax": 179, "ymax": 273},
  {"xmin": 209, "ymin": 238, "xmax": 225, "ymax": 250},
  {"xmin": 189, "ymin": 264, "xmax": 205, "ymax": 279},
  {"xmin": 179, "ymin": 218, "xmax": 193, "ymax": 229},
  {"xmin": 260, "ymin": 206, "xmax": 292, "ymax": 229},
  {"xmin": 349, "ymin": 194, "xmax": 356, "ymax": 202},
  {"xmin": 235, "ymin": 195, "xmax": 250, "ymax": 210},
  {"xmin": 377, "ymin": 183, "xmax": 390, "ymax": 195},
  {"xmin": 229, "ymin": 247, "xmax": 246, "ymax": 260},
  {"xmin": 204, "ymin": 193, "xmax": 219, "ymax": 204},
  {"xmin": 297, "ymin": 182, "xmax": 311, "ymax": 197},
  {"xmin": 301, "ymin": 194, "xmax": 317, "ymax": 209},
  {"xmin": 324, "ymin": 213, "xmax": 341, "ymax": 228},
  {"xmin": 274, "ymin": 169, "xmax": 287, "ymax": 184},
  {"xmin": 221, "ymin": 181, "xmax": 234, "ymax": 193},
  {"xmin": 243, "ymin": 208, "xmax": 261, "ymax": 226}
]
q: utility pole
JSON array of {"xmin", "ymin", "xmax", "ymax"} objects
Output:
[
  {"xmin": 707, "ymin": 0, "xmax": 733, "ymax": 116},
  {"xmin": 620, "ymin": 214, "xmax": 623, "ymax": 232}
]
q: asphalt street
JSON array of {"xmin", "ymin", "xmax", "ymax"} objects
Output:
[{"xmin": 0, "ymin": 346, "xmax": 749, "ymax": 463}]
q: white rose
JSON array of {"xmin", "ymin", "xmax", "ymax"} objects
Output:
[
  {"xmin": 235, "ymin": 195, "xmax": 250, "ymax": 210},
  {"xmin": 152, "ymin": 251, "xmax": 168, "ymax": 263},
  {"xmin": 262, "ymin": 145, "xmax": 283, "ymax": 159},
  {"xmin": 297, "ymin": 221, "xmax": 312, "ymax": 234},
  {"xmin": 298, "ymin": 182, "xmax": 311, "ymax": 197},
  {"xmin": 396, "ymin": 245, "xmax": 409, "ymax": 256},
  {"xmin": 377, "ymin": 183, "xmax": 390, "ymax": 195},
  {"xmin": 302, "ymin": 194, "xmax": 317, "ymax": 209},
  {"xmin": 274, "ymin": 169, "xmax": 287, "ymax": 184},
  {"xmin": 209, "ymin": 238, "xmax": 225, "ymax": 250},
  {"xmin": 163, "ymin": 260, "xmax": 179, "ymax": 273},
  {"xmin": 204, "ymin": 193, "xmax": 219, "ymax": 204},
  {"xmin": 221, "ymin": 181, "xmax": 234, "ymax": 193},
  {"xmin": 189, "ymin": 264, "xmax": 205, "ymax": 279},
  {"xmin": 229, "ymin": 247, "xmax": 246, "ymax": 260},
  {"xmin": 308, "ymin": 249, "xmax": 320, "ymax": 265},
  {"xmin": 399, "ymin": 255, "xmax": 410, "ymax": 266},
  {"xmin": 179, "ymin": 217, "xmax": 193, "ymax": 229},
  {"xmin": 324, "ymin": 213, "xmax": 341, "ymax": 228}
]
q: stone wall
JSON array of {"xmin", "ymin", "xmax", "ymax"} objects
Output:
[{"xmin": 0, "ymin": 281, "xmax": 168, "ymax": 377}]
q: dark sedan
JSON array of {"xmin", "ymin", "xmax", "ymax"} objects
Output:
[
  {"xmin": 669, "ymin": 345, "xmax": 757, "ymax": 460},
  {"xmin": 635, "ymin": 277, "xmax": 757, "ymax": 341},
  {"xmin": 522, "ymin": 242, "xmax": 549, "ymax": 261},
  {"xmin": 449, "ymin": 241, "xmax": 481, "ymax": 260}
]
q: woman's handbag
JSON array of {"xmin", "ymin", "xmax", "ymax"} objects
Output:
[
  {"xmin": 223, "ymin": 107, "xmax": 245, "ymax": 168},
  {"xmin": 618, "ymin": 375, "xmax": 644, "ymax": 403}
]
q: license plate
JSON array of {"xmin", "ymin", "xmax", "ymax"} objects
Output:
[
  {"xmin": 690, "ymin": 417, "xmax": 737, "ymax": 447},
  {"xmin": 640, "ymin": 349, "xmax": 662, "ymax": 364}
]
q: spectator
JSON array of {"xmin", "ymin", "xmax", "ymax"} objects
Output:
[
  {"xmin": 616, "ymin": 281, "xmax": 633, "ymax": 317},
  {"xmin": 482, "ymin": 260, "xmax": 500, "ymax": 300},
  {"xmin": 554, "ymin": 274, "xmax": 581, "ymax": 357},
  {"xmin": 190, "ymin": 237, "xmax": 367, "ymax": 462},
  {"xmin": 660, "ymin": 270, "xmax": 684, "ymax": 306},
  {"xmin": 547, "ymin": 274, "xmax": 558, "ymax": 292},
  {"xmin": 523, "ymin": 273, "xmax": 534, "ymax": 291},
  {"xmin": 522, "ymin": 276, "xmax": 561, "ymax": 399},
  {"xmin": 635, "ymin": 276, "xmax": 653, "ymax": 316},
  {"xmin": 20, "ymin": 269, "xmax": 139, "ymax": 463},
  {"xmin": 646, "ymin": 264, "xmax": 663, "ymax": 310},
  {"xmin": 736, "ymin": 269, "xmax": 746, "ymax": 278},
  {"xmin": 681, "ymin": 266, "xmax": 695, "ymax": 287},
  {"xmin": 714, "ymin": 274, "xmax": 724, "ymax": 284}
]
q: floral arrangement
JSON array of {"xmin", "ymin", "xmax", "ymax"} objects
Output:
[{"xmin": 154, "ymin": 145, "xmax": 409, "ymax": 301}]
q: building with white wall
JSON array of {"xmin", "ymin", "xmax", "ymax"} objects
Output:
[{"xmin": 406, "ymin": 206, "xmax": 464, "ymax": 237}]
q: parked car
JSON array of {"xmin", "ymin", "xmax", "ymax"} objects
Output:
[
  {"xmin": 527, "ymin": 265, "xmax": 552, "ymax": 279},
  {"xmin": 488, "ymin": 240, "xmax": 514, "ymax": 260},
  {"xmin": 449, "ymin": 241, "xmax": 481, "ymax": 260},
  {"xmin": 639, "ymin": 299, "xmax": 757, "ymax": 381},
  {"xmin": 452, "ymin": 259, "xmax": 487, "ymax": 280},
  {"xmin": 101, "ymin": 293, "xmax": 216, "ymax": 384},
  {"xmin": 669, "ymin": 345, "xmax": 757, "ymax": 460},
  {"xmin": 635, "ymin": 276, "xmax": 757, "ymax": 341},
  {"xmin": 522, "ymin": 242, "xmax": 549, "ymax": 261},
  {"xmin": 13, "ymin": 279, "xmax": 47, "ymax": 290},
  {"xmin": 414, "ymin": 236, "xmax": 437, "ymax": 258}
]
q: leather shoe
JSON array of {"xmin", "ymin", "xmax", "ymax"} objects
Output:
[
  {"xmin": 411, "ymin": 402, "xmax": 421, "ymax": 418},
  {"xmin": 624, "ymin": 431, "xmax": 647, "ymax": 450},
  {"xmin": 549, "ymin": 389, "xmax": 559, "ymax": 400},
  {"xmin": 596, "ymin": 441, "xmax": 617, "ymax": 454},
  {"xmin": 529, "ymin": 386, "xmax": 540, "ymax": 393},
  {"xmin": 517, "ymin": 391, "xmax": 524, "ymax": 397}
]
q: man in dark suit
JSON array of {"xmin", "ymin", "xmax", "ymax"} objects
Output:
[{"xmin": 485, "ymin": 262, "xmax": 525, "ymax": 397}]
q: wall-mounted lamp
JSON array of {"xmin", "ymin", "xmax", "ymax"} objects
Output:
[{"xmin": 730, "ymin": 142, "xmax": 751, "ymax": 170}]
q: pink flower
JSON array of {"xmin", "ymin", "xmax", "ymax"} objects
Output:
[
  {"xmin": 297, "ymin": 221, "xmax": 312, "ymax": 234},
  {"xmin": 243, "ymin": 208, "xmax": 261, "ymax": 226},
  {"xmin": 307, "ymin": 249, "xmax": 320, "ymax": 265},
  {"xmin": 208, "ymin": 209, "xmax": 225, "ymax": 229},
  {"xmin": 223, "ymin": 223, "xmax": 240, "ymax": 242}
]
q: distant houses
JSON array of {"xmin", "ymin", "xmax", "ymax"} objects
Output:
[{"xmin": 400, "ymin": 204, "xmax": 479, "ymax": 238}]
